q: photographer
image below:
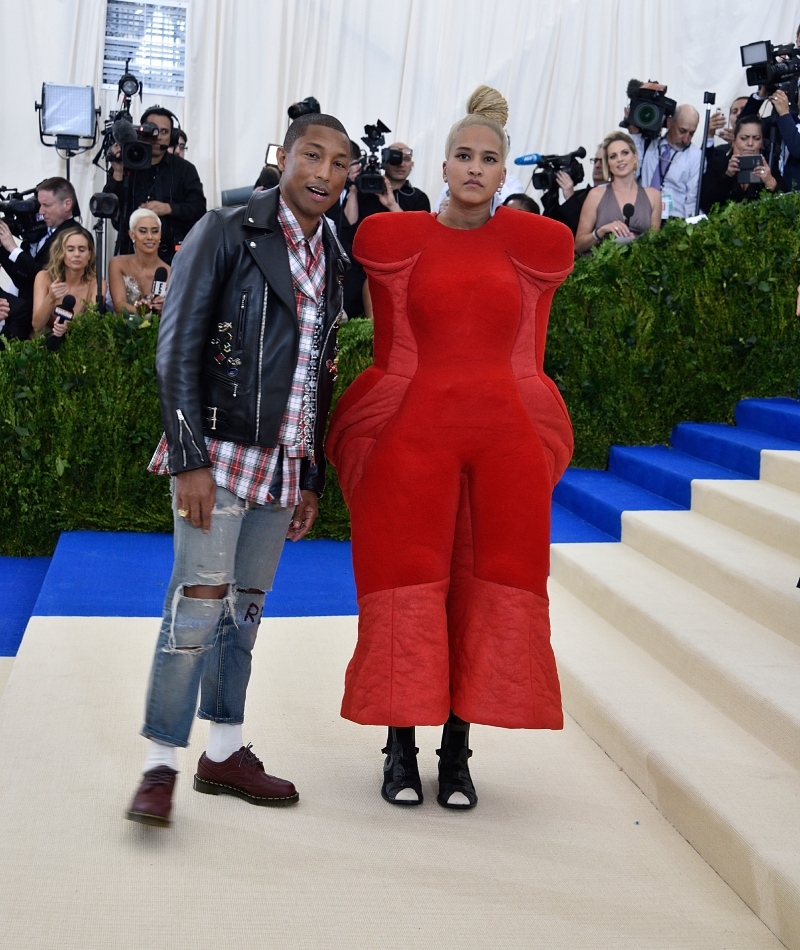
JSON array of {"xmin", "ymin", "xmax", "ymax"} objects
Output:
[
  {"xmin": 104, "ymin": 107, "xmax": 206, "ymax": 264},
  {"xmin": 708, "ymin": 97, "xmax": 749, "ymax": 148},
  {"xmin": 771, "ymin": 87, "xmax": 800, "ymax": 191},
  {"xmin": 542, "ymin": 146, "xmax": 606, "ymax": 235},
  {"xmin": 338, "ymin": 141, "xmax": 430, "ymax": 318},
  {"xmin": 0, "ymin": 178, "xmax": 79, "ymax": 340},
  {"xmin": 740, "ymin": 86, "xmax": 800, "ymax": 192},
  {"xmin": 633, "ymin": 104, "xmax": 702, "ymax": 219},
  {"xmin": 700, "ymin": 114, "xmax": 782, "ymax": 212}
]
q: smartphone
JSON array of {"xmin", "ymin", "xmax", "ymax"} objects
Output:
[
  {"xmin": 737, "ymin": 154, "xmax": 763, "ymax": 184},
  {"xmin": 264, "ymin": 143, "xmax": 281, "ymax": 165}
]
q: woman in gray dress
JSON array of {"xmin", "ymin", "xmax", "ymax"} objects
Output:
[{"xmin": 575, "ymin": 131, "xmax": 661, "ymax": 255}]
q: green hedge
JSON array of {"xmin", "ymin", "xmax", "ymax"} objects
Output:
[
  {"xmin": 0, "ymin": 310, "xmax": 171, "ymax": 555},
  {"xmin": 2, "ymin": 193, "xmax": 799, "ymax": 555},
  {"xmin": 546, "ymin": 192, "xmax": 800, "ymax": 467}
]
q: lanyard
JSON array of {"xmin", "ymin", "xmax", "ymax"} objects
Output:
[{"xmin": 655, "ymin": 145, "xmax": 677, "ymax": 189}]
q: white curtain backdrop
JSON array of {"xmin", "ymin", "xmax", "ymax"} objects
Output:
[{"xmin": 0, "ymin": 0, "xmax": 797, "ymax": 236}]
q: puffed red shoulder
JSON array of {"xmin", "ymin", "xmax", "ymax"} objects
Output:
[
  {"xmin": 352, "ymin": 211, "xmax": 435, "ymax": 267},
  {"xmin": 493, "ymin": 206, "xmax": 574, "ymax": 277}
]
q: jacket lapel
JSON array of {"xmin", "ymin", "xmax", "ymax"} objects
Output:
[
  {"xmin": 243, "ymin": 188, "xmax": 296, "ymax": 316},
  {"xmin": 321, "ymin": 216, "xmax": 349, "ymax": 324}
]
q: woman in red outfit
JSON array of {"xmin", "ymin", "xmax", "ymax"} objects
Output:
[{"xmin": 327, "ymin": 87, "xmax": 574, "ymax": 809}]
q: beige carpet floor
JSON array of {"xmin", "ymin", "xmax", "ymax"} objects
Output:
[{"xmin": 0, "ymin": 616, "xmax": 783, "ymax": 950}]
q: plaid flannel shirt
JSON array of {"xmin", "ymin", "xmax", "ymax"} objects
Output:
[{"xmin": 149, "ymin": 196, "xmax": 326, "ymax": 508}]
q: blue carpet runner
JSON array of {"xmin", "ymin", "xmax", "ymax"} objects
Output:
[{"xmin": 552, "ymin": 396, "xmax": 798, "ymax": 540}]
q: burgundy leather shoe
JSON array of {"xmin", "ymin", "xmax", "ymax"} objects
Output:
[
  {"xmin": 194, "ymin": 744, "xmax": 299, "ymax": 806},
  {"xmin": 126, "ymin": 766, "xmax": 178, "ymax": 827}
]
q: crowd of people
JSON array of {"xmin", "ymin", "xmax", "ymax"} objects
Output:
[
  {"xmin": 0, "ymin": 106, "xmax": 204, "ymax": 347},
  {"xmin": 3, "ymin": 25, "xmax": 800, "ymax": 340}
]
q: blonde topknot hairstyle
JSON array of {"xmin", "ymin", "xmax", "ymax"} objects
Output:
[{"xmin": 445, "ymin": 85, "xmax": 510, "ymax": 160}]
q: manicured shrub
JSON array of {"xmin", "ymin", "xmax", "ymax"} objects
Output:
[{"xmin": 2, "ymin": 193, "xmax": 798, "ymax": 554}]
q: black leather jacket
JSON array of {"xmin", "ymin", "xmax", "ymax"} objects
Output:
[{"xmin": 155, "ymin": 186, "xmax": 349, "ymax": 495}]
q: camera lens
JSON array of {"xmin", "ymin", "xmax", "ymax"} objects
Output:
[
  {"xmin": 632, "ymin": 103, "xmax": 659, "ymax": 128},
  {"xmin": 123, "ymin": 141, "xmax": 152, "ymax": 171}
]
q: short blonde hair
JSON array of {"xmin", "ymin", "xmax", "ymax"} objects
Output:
[
  {"xmin": 601, "ymin": 131, "xmax": 638, "ymax": 180},
  {"xmin": 445, "ymin": 85, "xmax": 510, "ymax": 161},
  {"xmin": 128, "ymin": 208, "xmax": 161, "ymax": 231}
]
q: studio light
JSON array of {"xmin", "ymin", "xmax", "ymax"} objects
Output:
[
  {"xmin": 38, "ymin": 83, "xmax": 96, "ymax": 137},
  {"xmin": 36, "ymin": 82, "xmax": 100, "ymax": 180}
]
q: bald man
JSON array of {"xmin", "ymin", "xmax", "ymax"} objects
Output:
[{"xmin": 634, "ymin": 104, "xmax": 703, "ymax": 219}]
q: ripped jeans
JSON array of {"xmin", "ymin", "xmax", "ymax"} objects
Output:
[{"xmin": 142, "ymin": 481, "xmax": 294, "ymax": 747}]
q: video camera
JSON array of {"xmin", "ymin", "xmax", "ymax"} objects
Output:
[
  {"xmin": 0, "ymin": 187, "xmax": 45, "ymax": 244},
  {"xmin": 354, "ymin": 120, "xmax": 404, "ymax": 194},
  {"xmin": 623, "ymin": 80, "xmax": 677, "ymax": 137},
  {"xmin": 531, "ymin": 148, "xmax": 586, "ymax": 192},
  {"xmin": 288, "ymin": 97, "xmax": 321, "ymax": 120},
  {"xmin": 741, "ymin": 40, "xmax": 800, "ymax": 96}
]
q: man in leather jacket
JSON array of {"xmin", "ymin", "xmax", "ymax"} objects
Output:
[{"xmin": 127, "ymin": 112, "xmax": 351, "ymax": 828}]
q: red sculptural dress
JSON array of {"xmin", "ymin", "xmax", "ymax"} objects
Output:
[{"xmin": 326, "ymin": 207, "xmax": 574, "ymax": 730}]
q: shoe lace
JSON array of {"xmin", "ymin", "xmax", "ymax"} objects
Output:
[
  {"xmin": 235, "ymin": 743, "xmax": 264, "ymax": 773},
  {"xmin": 142, "ymin": 766, "xmax": 175, "ymax": 788}
]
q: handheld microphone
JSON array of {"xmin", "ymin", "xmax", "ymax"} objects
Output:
[
  {"xmin": 54, "ymin": 295, "xmax": 76, "ymax": 324},
  {"xmin": 514, "ymin": 152, "xmax": 543, "ymax": 166},
  {"xmin": 151, "ymin": 266, "xmax": 168, "ymax": 298},
  {"xmin": 623, "ymin": 204, "xmax": 635, "ymax": 227},
  {"xmin": 46, "ymin": 295, "xmax": 76, "ymax": 352}
]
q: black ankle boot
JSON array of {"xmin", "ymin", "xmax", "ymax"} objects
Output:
[
  {"xmin": 381, "ymin": 726, "xmax": 423, "ymax": 806},
  {"xmin": 436, "ymin": 713, "xmax": 477, "ymax": 809}
]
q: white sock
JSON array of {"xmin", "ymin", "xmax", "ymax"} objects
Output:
[
  {"xmin": 143, "ymin": 739, "xmax": 178, "ymax": 773},
  {"xmin": 205, "ymin": 722, "xmax": 243, "ymax": 762}
]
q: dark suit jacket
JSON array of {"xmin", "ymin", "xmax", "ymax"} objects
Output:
[{"xmin": 0, "ymin": 217, "xmax": 78, "ymax": 339}]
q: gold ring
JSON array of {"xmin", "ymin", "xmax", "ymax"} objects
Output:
[{"xmin": 177, "ymin": 508, "xmax": 189, "ymax": 518}]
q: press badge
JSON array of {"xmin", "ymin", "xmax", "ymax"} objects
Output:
[{"xmin": 661, "ymin": 192, "xmax": 674, "ymax": 219}]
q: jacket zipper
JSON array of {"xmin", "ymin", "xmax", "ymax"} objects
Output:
[
  {"xmin": 205, "ymin": 367, "xmax": 239, "ymax": 397},
  {"xmin": 254, "ymin": 284, "xmax": 268, "ymax": 441},
  {"xmin": 236, "ymin": 292, "xmax": 248, "ymax": 350},
  {"xmin": 176, "ymin": 408, "xmax": 202, "ymax": 468}
]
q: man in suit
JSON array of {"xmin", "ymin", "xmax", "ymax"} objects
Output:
[
  {"xmin": 126, "ymin": 111, "xmax": 351, "ymax": 829},
  {"xmin": 0, "ymin": 177, "xmax": 79, "ymax": 340}
]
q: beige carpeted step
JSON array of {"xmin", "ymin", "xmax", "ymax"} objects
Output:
[
  {"xmin": 0, "ymin": 616, "xmax": 782, "ymax": 950},
  {"xmin": 761, "ymin": 449, "xmax": 800, "ymax": 492},
  {"xmin": 551, "ymin": 540, "xmax": 800, "ymax": 771},
  {"xmin": 690, "ymin": 477, "xmax": 800, "ymax": 558},
  {"xmin": 622, "ymin": 508, "xmax": 800, "ymax": 644},
  {"xmin": 0, "ymin": 656, "xmax": 13, "ymax": 699},
  {"xmin": 550, "ymin": 578, "xmax": 800, "ymax": 950}
]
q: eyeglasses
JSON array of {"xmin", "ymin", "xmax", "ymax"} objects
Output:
[
  {"xmin": 401, "ymin": 152, "xmax": 413, "ymax": 161},
  {"xmin": 591, "ymin": 158, "xmax": 604, "ymax": 165},
  {"xmin": 175, "ymin": 144, "xmax": 187, "ymax": 152}
]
